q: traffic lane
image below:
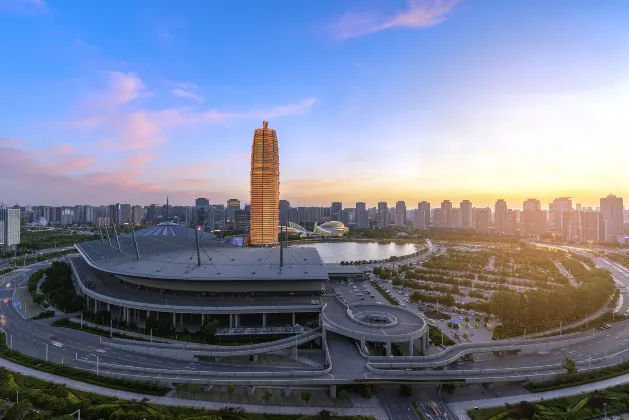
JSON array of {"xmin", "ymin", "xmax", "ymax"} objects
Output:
[
  {"xmin": 2, "ymin": 300, "xmax": 307, "ymax": 373},
  {"xmin": 376, "ymin": 385, "xmax": 422, "ymax": 420},
  {"xmin": 416, "ymin": 401, "xmax": 451, "ymax": 420}
]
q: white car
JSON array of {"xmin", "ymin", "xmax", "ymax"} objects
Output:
[{"xmin": 51, "ymin": 341, "xmax": 63, "ymax": 348}]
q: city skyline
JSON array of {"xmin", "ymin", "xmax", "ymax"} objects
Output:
[{"xmin": 2, "ymin": 1, "xmax": 629, "ymax": 206}]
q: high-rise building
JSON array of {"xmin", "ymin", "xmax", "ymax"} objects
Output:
[
  {"xmin": 120, "ymin": 203, "xmax": 132, "ymax": 224},
  {"xmin": 506, "ymin": 209, "xmax": 518, "ymax": 234},
  {"xmin": 377, "ymin": 202, "xmax": 389, "ymax": 228},
  {"xmin": 418, "ymin": 201, "xmax": 431, "ymax": 226},
  {"xmin": 132, "ymin": 205, "xmax": 143, "ymax": 224},
  {"xmin": 195, "ymin": 198, "xmax": 209, "ymax": 226},
  {"xmin": 600, "ymin": 194, "xmax": 624, "ymax": 241},
  {"xmin": 249, "ymin": 121, "xmax": 280, "ymax": 245},
  {"xmin": 441, "ymin": 200, "xmax": 452, "ymax": 227},
  {"xmin": 433, "ymin": 208, "xmax": 444, "ymax": 227},
  {"xmin": 84, "ymin": 205, "xmax": 94, "ymax": 223},
  {"xmin": 581, "ymin": 211, "xmax": 606, "ymax": 242},
  {"xmin": 412, "ymin": 209, "xmax": 426, "ymax": 230},
  {"xmin": 0, "ymin": 205, "xmax": 21, "ymax": 249},
  {"xmin": 460, "ymin": 200, "xmax": 472, "ymax": 228},
  {"xmin": 226, "ymin": 199, "xmax": 241, "ymax": 222},
  {"xmin": 476, "ymin": 208, "xmax": 491, "ymax": 233},
  {"xmin": 331, "ymin": 202, "xmax": 342, "ymax": 222},
  {"xmin": 494, "ymin": 199, "xmax": 508, "ymax": 233},
  {"xmin": 450, "ymin": 208, "xmax": 462, "ymax": 228},
  {"xmin": 356, "ymin": 202, "xmax": 369, "ymax": 229},
  {"xmin": 522, "ymin": 198, "xmax": 546, "ymax": 237},
  {"xmin": 395, "ymin": 201, "xmax": 406, "ymax": 227},
  {"xmin": 549, "ymin": 197, "xmax": 573, "ymax": 232},
  {"xmin": 279, "ymin": 200, "xmax": 291, "ymax": 223},
  {"xmin": 73, "ymin": 205, "xmax": 85, "ymax": 223}
]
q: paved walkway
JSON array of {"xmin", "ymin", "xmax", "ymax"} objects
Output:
[
  {"xmin": 449, "ymin": 371, "xmax": 629, "ymax": 419},
  {"xmin": 0, "ymin": 357, "xmax": 387, "ymax": 419}
]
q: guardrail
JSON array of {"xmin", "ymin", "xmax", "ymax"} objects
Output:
[
  {"xmin": 105, "ymin": 328, "xmax": 320, "ymax": 351},
  {"xmin": 104, "ymin": 331, "xmax": 323, "ymax": 359},
  {"xmin": 75, "ymin": 359, "xmax": 330, "ymax": 377},
  {"xmin": 366, "ymin": 331, "xmax": 599, "ymax": 365}
]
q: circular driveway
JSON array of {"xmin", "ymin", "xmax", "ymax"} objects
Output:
[{"xmin": 322, "ymin": 297, "xmax": 427, "ymax": 342}]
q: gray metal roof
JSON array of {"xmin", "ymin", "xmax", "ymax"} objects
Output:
[
  {"xmin": 75, "ymin": 236, "xmax": 329, "ymax": 282},
  {"xmin": 123, "ymin": 222, "xmax": 216, "ymax": 240}
]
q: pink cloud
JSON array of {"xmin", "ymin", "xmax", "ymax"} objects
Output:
[
  {"xmin": 328, "ymin": 0, "xmax": 460, "ymax": 40},
  {"xmin": 172, "ymin": 88, "xmax": 205, "ymax": 103},
  {"xmin": 59, "ymin": 156, "xmax": 94, "ymax": 171},
  {"xmin": 127, "ymin": 152, "xmax": 158, "ymax": 165},
  {"xmin": 50, "ymin": 144, "xmax": 75, "ymax": 154},
  {"xmin": 101, "ymin": 111, "xmax": 165, "ymax": 150}
]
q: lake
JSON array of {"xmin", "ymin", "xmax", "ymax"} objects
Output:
[{"xmin": 292, "ymin": 241, "xmax": 419, "ymax": 263}]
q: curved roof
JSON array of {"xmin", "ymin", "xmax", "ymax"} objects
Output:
[
  {"xmin": 125, "ymin": 222, "xmax": 216, "ymax": 240},
  {"xmin": 75, "ymin": 235, "xmax": 329, "ymax": 282},
  {"xmin": 314, "ymin": 221, "xmax": 349, "ymax": 237}
]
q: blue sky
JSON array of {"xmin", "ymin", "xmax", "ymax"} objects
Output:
[{"xmin": 1, "ymin": 0, "xmax": 629, "ymax": 208}]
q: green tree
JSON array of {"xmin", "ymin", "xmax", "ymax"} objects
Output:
[
  {"xmin": 338, "ymin": 390, "xmax": 347, "ymax": 408},
  {"xmin": 189, "ymin": 384, "xmax": 197, "ymax": 400},
  {"xmin": 175, "ymin": 383, "xmax": 183, "ymax": 397},
  {"xmin": 263, "ymin": 390, "xmax": 273, "ymax": 405},
  {"xmin": 3, "ymin": 399, "xmax": 34, "ymax": 420},
  {"xmin": 301, "ymin": 390, "xmax": 312, "ymax": 406},
  {"xmin": 227, "ymin": 384, "xmax": 236, "ymax": 402},
  {"xmin": 201, "ymin": 318, "xmax": 220, "ymax": 339},
  {"xmin": 562, "ymin": 356, "xmax": 578, "ymax": 375},
  {"xmin": 157, "ymin": 315, "xmax": 173, "ymax": 336}
]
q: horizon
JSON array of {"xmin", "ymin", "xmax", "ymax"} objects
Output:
[{"xmin": 2, "ymin": 0, "xmax": 629, "ymax": 207}]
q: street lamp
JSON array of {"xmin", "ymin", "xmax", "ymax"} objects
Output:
[
  {"xmin": 70, "ymin": 409, "xmax": 80, "ymax": 420},
  {"xmin": 603, "ymin": 402, "xmax": 607, "ymax": 420}
]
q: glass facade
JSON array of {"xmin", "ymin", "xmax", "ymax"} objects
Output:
[{"xmin": 250, "ymin": 121, "xmax": 280, "ymax": 245}]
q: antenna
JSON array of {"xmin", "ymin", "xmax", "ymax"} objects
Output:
[
  {"xmin": 104, "ymin": 224, "xmax": 112, "ymax": 247},
  {"xmin": 111, "ymin": 223, "xmax": 121, "ymax": 252},
  {"xmin": 220, "ymin": 211, "xmax": 225, "ymax": 242},
  {"xmin": 166, "ymin": 196, "xmax": 169, "ymax": 221},
  {"xmin": 131, "ymin": 226, "xmax": 141, "ymax": 260},
  {"xmin": 195, "ymin": 227, "xmax": 201, "ymax": 267}
]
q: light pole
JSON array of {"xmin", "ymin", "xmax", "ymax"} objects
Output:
[
  {"xmin": 71, "ymin": 409, "xmax": 81, "ymax": 420},
  {"xmin": 45, "ymin": 343, "xmax": 48, "ymax": 362},
  {"xmin": 603, "ymin": 402, "xmax": 607, "ymax": 419},
  {"xmin": 16, "ymin": 389, "xmax": 19, "ymax": 402}
]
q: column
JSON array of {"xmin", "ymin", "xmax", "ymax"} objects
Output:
[
  {"xmin": 247, "ymin": 386, "xmax": 256, "ymax": 396},
  {"xmin": 292, "ymin": 313, "xmax": 296, "ymax": 326},
  {"xmin": 408, "ymin": 339, "xmax": 414, "ymax": 356},
  {"xmin": 172, "ymin": 312, "xmax": 176, "ymax": 329},
  {"xmin": 360, "ymin": 338, "xmax": 366, "ymax": 353},
  {"xmin": 421, "ymin": 335, "xmax": 427, "ymax": 355},
  {"xmin": 385, "ymin": 341, "xmax": 391, "ymax": 357},
  {"xmin": 94, "ymin": 298, "xmax": 98, "ymax": 313},
  {"xmin": 201, "ymin": 314, "xmax": 205, "ymax": 325},
  {"xmin": 234, "ymin": 314, "xmax": 240, "ymax": 328},
  {"xmin": 284, "ymin": 387, "xmax": 292, "ymax": 398},
  {"xmin": 147, "ymin": 310, "xmax": 151, "ymax": 319},
  {"xmin": 329, "ymin": 385, "xmax": 337, "ymax": 400},
  {"xmin": 262, "ymin": 313, "xmax": 267, "ymax": 327},
  {"xmin": 229, "ymin": 314, "xmax": 233, "ymax": 328},
  {"xmin": 107, "ymin": 303, "xmax": 111, "ymax": 312}
]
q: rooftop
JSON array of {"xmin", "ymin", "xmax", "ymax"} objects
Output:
[{"xmin": 75, "ymin": 234, "xmax": 329, "ymax": 281}]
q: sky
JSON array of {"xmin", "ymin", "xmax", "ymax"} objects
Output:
[{"xmin": 1, "ymin": 0, "xmax": 629, "ymax": 210}]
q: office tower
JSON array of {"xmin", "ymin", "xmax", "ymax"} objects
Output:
[
  {"xmin": 600, "ymin": 194, "xmax": 624, "ymax": 241},
  {"xmin": 494, "ymin": 199, "xmax": 508, "ymax": 233},
  {"xmin": 441, "ymin": 200, "xmax": 452, "ymax": 227},
  {"xmin": 506, "ymin": 209, "xmax": 518, "ymax": 234},
  {"xmin": 0, "ymin": 205, "xmax": 21, "ymax": 249},
  {"xmin": 549, "ymin": 197, "xmax": 573, "ymax": 232},
  {"xmin": 132, "ymin": 205, "xmax": 143, "ymax": 224},
  {"xmin": 433, "ymin": 208, "xmax": 444, "ymax": 227},
  {"xmin": 120, "ymin": 204, "xmax": 132, "ymax": 224},
  {"xmin": 460, "ymin": 200, "xmax": 472, "ymax": 228},
  {"xmin": 523, "ymin": 198, "xmax": 541, "ymax": 212},
  {"xmin": 250, "ymin": 121, "xmax": 280, "ymax": 245},
  {"xmin": 377, "ymin": 202, "xmax": 389, "ymax": 228},
  {"xmin": 412, "ymin": 209, "xmax": 426, "ymax": 230},
  {"xmin": 395, "ymin": 201, "xmax": 406, "ymax": 227},
  {"xmin": 576, "ymin": 203, "xmax": 582, "ymax": 211},
  {"xmin": 356, "ymin": 202, "xmax": 369, "ymax": 229},
  {"xmin": 61, "ymin": 208, "xmax": 74, "ymax": 225},
  {"xmin": 331, "ymin": 202, "xmax": 342, "ymax": 222},
  {"xmin": 581, "ymin": 211, "xmax": 606, "ymax": 242},
  {"xmin": 450, "ymin": 208, "xmax": 462, "ymax": 228},
  {"xmin": 476, "ymin": 208, "xmax": 491, "ymax": 233},
  {"xmin": 195, "ymin": 198, "xmax": 210, "ymax": 226},
  {"xmin": 522, "ymin": 198, "xmax": 546, "ymax": 237},
  {"xmin": 84, "ymin": 205, "xmax": 94, "ymax": 223},
  {"xmin": 279, "ymin": 199, "xmax": 291, "ymax": 223},
  {"xmin": 73, "ymin": 205, "xmax": 84, "ymax": 223},
  {"xmin": 235, "ymin": 209, "xmax": 251, "ymax": 230},
  {"xmin": 340, "ymin": 209, "xmax": 351, "ymax": 226},
  {"xmin": 226, "ymin": 199, "xmax": 241, "ymax": 222},
  {"xmin": 418, "ymin": 201, "xmax": 431, "ymax": 226}
]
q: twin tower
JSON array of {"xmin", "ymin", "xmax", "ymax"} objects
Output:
[{"xmin": 249, "ymin": 121, "xmax": 280, "ymax": 246}]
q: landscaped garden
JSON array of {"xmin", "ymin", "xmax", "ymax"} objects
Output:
[
  {"xmin": 0, "ymin": 368, "xmax": 371, "ymax": 420},
  {"xmin": 468, "ymin": 386, "xmax": 629, "ymax": 420}
]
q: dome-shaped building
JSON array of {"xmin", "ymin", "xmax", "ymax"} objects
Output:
[{"xmin": 313, "ymin": 221, "xmax": 350, "ymax": 237}]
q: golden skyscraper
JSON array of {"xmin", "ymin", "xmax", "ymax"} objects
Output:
[{"xmin": 249, "ymin": 121, "xmax": 279, "ymax": 245}]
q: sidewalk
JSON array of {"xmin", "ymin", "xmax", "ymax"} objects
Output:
[
  {"xmin": 0, "ymin": 357, "xmax": 387, "ymax": 419},
  {"xmin": 448, "ymin": 371, "xmax": 629, "ymax": 419}
]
